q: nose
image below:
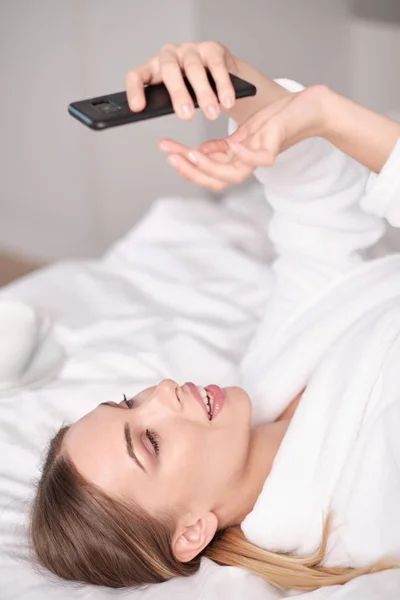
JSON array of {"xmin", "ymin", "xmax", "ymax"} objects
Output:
[{"xmin": 149, "ymin": 379, "xmax": 182, "ymax": 414}]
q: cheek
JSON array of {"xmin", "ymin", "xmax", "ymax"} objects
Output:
[
  {"xmin": 167, "ymin": 424, "xmax": 205, "ymax": 471},
  {"xmin": 161, "ymin": 425, "xmax": 207, "ymax": 497}
]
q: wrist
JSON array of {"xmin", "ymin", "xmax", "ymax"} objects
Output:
[
  {"xmin": 316, "ymin": 85, "xmax": 341, "ymax": 140},
  {"xmin": 224, "ymin": 58, "xmax": 290, "ymax": 125}
]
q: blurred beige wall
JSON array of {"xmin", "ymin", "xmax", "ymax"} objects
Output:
[
  {"xmin": 0, "ymin": 0, "xmax": 202, "ymax": 261},
  {"xmin": 0, "ymin": 0, "xmax": 399, "ymax": 262}
]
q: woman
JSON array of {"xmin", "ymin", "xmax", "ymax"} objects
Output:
[{"xmin": 30, "ymin": 41, "xmax": 400, "ymax": 591}]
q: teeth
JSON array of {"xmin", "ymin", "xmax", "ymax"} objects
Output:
[
  {"xmin": 197, "ymin": 385, "xmax": 213, "ymax": 419},
  {"xmin": 197, "ymin": 385, "xmax": 208, "ymax": 400}
]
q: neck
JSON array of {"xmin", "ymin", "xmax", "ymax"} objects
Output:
[{"xmin": 218, "ymin": 419, "xmax": 291, "ymax": 529}]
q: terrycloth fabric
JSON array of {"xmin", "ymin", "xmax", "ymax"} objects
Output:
[
  {"xmin": 236, "ymin": 91, "xmax": 400, "ymax": 568},
  {"xmin": 361, "ymin": 140, "xmax": 400, "ymax": 227}
]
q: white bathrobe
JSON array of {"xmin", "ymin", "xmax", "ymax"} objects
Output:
[{"xmin": 236, "ymin": 86, "xmax": 400, "ymax": 570}]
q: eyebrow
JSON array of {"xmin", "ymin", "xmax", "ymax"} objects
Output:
[{"xmin": 99, "ymin": 402, "xmax": 147, "ymax": 473}]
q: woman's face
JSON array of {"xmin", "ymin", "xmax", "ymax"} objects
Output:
[{"xmin": 64, "ymin": 380, "xmax": 252, "ymax": 524}]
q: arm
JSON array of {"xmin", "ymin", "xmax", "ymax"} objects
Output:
[
  {"xmin": 170, "ymin": 85, "xmax": 400, "ymax": 186},
  {"xmin": 323, "ymin": 90, "xmax": 400, "ymax": 174},
  {"xmin": 212, "ymin": 86, "xmax": 400, "ymax": 229},
  {"xmin": 126, "ymin": 43, "xmax": 395, "ymax": 325},
  {"xmin": 162, "ymin": 82, "xmax": 387, "ymax": 333},
  {"xmin": 232, "ymin": 87, "xmax": 400, "ymax": 338},
  {"xmin": 222, "ymin": 57, "xmax": 291, "ymax": 125},
  {"xmin": 246, "ymin": 96, "xmax": 385, "ymax": 335}
]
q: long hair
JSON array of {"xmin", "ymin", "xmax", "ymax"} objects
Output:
[{"xmin": 29, "ymin": 426, "xmax": 396, "ymax": 591}]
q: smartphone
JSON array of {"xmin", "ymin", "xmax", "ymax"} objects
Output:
[{"xmin": 68, "ymin": 71, "xmax": 257, "ymax": 131}]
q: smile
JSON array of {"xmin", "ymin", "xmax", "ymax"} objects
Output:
[{"xmin": 185, "ymin": 382, "xmax": 225, "ymax": 421}]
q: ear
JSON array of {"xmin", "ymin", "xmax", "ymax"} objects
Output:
[{"xmin": 172, "ymin": 512, "xmax": 218, "ymax": 563}]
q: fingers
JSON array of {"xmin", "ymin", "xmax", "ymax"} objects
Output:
[
  {"xmin": 182, "ymin": 50, "xmax": 220, "ymax": 120},
  {"xmin": 228, "ymin": 141, "xmax": 276, "ymax": 168},
  {"xmin": 158, "ymin": 138, "xmax": 193, "ymax": 155},
  {"xmin": 158, "ymin": 43, "xmax": 223, "ymax": 120},
  {"xmin": 185, "ymin": 151, "xmax": 252, "ymax": 183},
  {"xmin": 126, "ymin": 41, "xmax": 237, "ymax": 121},
  {"xmin": 125, "ymin": 61, "xmax": 157, "ymax": 112},
  {"xmin": 159, "ymin": 138, "xmax": 232, "ymax": 167},
  {"xmin": 197, "ymin": 128, "xmax": 248, "ymax": 156},
  {"xmin": 168, "ymin": 150, "xmax": 252, "ymax": 187},
  {"xmin": 167, "ymin": 154, "xmax": 230, "ymax": 192},
  {"xmin": 198, "ymin": 139, "xmax": 230, "ymax": 155},
  {"xmin": 208, "ymin": 60, "xmax": 235, "ymax": 110},
  {"xmin": 227, "ymin": 110, "xmax": 284, "ymax": 167},
  {"xmin": 203, "ymin": 46, "xmax": 235, "ymax": 110},
  {"xmin": 229, "ymin": 95, "xmax": 293, "ymax": 139},
  {"xmin": 159, "ymin": 138, "xmax": 232, "ymax": 165},
  {"xmin": 159, "ymin": 45, "xmax": 195, "ymax": 119},
  {"xmin": 159, "ymin": 41, "xmax": 235, "ymax": 120},
  {"xmin": 228, "ymin": 124, "xmax": 249, "ymax": 144}
]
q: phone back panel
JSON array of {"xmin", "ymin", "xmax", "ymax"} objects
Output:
[{"xmin": 68, "ymin": 72, "xmax": 256, "ymax": 131}]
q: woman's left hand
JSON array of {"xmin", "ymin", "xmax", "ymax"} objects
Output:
[
  {"xmin": 158, "ymin": 94, "xmax": 294, "ymax": 192},
  {"xmin": 159, "ymin": 138, "xmax": 254, "ymax": 192},
  {"xmin": 159, "ymin": 85, "xmax": 330, "ymax": 191}
]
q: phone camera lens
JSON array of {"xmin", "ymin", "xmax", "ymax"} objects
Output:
[{"xmin": 93, "ymin": 101, "xmax": 121, "ymax": 115}]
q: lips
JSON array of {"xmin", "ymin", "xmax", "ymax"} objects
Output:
[
  {"xmin": 185, "ymin": 382, "xmax": 225, "ymax": 421},
  {"xmin": 205, "ymin": 385, "xmax": 225, "ymax": 420}
]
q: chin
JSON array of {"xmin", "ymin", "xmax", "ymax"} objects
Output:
[
  {"xmin": 223, "ymin": 386, "xmax": 252, "ymax": 415},
  {"xmin": 225, "ymin": 385, "xmax": 251, "ymax": 399}
]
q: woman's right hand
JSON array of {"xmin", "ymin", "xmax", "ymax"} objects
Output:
[{"xmin": 125, "ymin": 41, "xmax": 239, "ymax": 121}]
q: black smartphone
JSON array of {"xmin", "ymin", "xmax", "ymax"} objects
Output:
[{"xmin": 68, "ymin": 71, "xmax": 257, "ymax": 131}]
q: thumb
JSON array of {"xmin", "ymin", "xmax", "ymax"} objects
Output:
[
  {"xmin": 198, "ymin": 138, "xmax": 229, "ymax": 155},
  {"xmin": 228, "ymin": 141, "xmax": 276, "ymax": 168},
  {"xmin": 228, "ymin": 124, "xmax": 248, "ymax": 144}
]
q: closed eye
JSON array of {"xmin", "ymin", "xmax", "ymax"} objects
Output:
[
  {"xmin": 145, "ymin": 429, "xmax": 160, "ymax": 456},
  {"xmin": 121, "ymin": 395, "xmax": 159, "ymax": 457},
  {"xmin": 98, "ymin": 398, "xmax": 159, "ymax": 466}
]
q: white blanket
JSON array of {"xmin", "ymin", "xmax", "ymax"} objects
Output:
[
  {"xmin": 1, "ymin": 196, "xmax": 400, "ymax": 599},
  {"xmin": 0, "ymin": 191, "xmax": 281, "ymax": 600},
  {"xmin": 2, "ymin": 116, "xmax": 400, "ymax": 599}
]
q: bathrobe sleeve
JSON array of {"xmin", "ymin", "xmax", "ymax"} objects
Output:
[
  {"xmin": 229, "ymin": 80, "xmax": 388, "ymax": 336},
  {"xmin": 360, "ymin": 139, "xmax": 400, "ymax": 227}
]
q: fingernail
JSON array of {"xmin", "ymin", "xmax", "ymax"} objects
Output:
[
  {"xmin": 181, "ymin": 104, "xmax": 193, "ymax": 118},
  {"xmin": 207, "ymin": 105, "xmax": 219, "ymax": 120},
  {"xmin": 167, "ymin": 156, "xmax": 179, "ymax": 168},
  {"xmin": 222, "ymin": 95, "xmax": 234, "ymax": 109},
  {"xmin": 129, "ymin": 97, "xmax": 141, "ymax": 111},
  {"xmin": 187, "ymin": 152, "xmax": 198, "ymax": 164}
]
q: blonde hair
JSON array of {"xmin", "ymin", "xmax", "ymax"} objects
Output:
[
  {"xmin": 207, "ymin": 518, "xmax": 397, "ymax": 591},
  {"xmin": 29, "ymin": 426, "xmax": 397, "ymax": 591}
]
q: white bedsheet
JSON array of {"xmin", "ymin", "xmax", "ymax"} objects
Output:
[{"xmin": 1, "ymin": 189, "xmax": 399, "ymax": 600}]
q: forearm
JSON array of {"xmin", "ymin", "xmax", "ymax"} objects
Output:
[
  {"xmin": 323, "ymin": 90, "xmax": 400, "ymax": 174},
  {"xmin": 225, "ymin": 57, "xmax": 290, "ymax": 125}
]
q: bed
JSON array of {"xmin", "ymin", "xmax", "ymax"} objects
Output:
[{"xmin": 1, "ymin": 184, "xmax": 399, "ymax": 600}]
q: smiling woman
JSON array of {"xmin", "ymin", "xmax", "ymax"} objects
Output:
[
  {"xmin": 28, "ymin": 38, "xmax": 400, "ymax": 594},
  {"xmin": 30, "ymin": 377, "xmax": 390, "ymax": 590},
  {"xmin": 31, "ymin": 380, "xmax": 273, "ymax": 586},
  {"xmin": 62, "ymin": 381, "xmax": 259, "ymax": 534}
]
